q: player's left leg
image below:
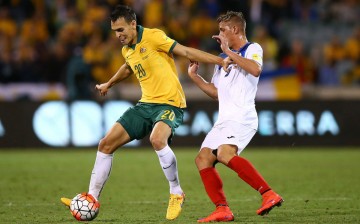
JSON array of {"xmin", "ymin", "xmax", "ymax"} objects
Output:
[
  {"xmin": 225, "ymin": 154, "xmax": 283, "ymax": 215},
  {"xmin": 217, "ymin": 143, "xmax": 283, "ymax": 215},
  {"xmin": 150, "ymin": 121, "xmax": 184, "ymax": 220},
  {"xmin": 152, "ymin": 122, "xmax": 183, "ymax": 195},
  {"xmin": 217, "ymin": 144, "xmax": 272, "ymax": 195}
]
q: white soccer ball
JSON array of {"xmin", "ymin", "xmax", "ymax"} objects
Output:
[{"xmin": 70, "ymin": 192, "xmax": 100, "ymax": 221}]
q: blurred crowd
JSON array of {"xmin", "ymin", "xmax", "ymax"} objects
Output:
[{"xmin": 0, "ymin": 0, "xmax": 359, "ymax": 100}]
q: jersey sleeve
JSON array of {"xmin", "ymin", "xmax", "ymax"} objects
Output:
[
  {"xmin": 245, "ymin": 43, "xmax": 263, "ymax": 67},
  {"xmin": 211, "ymin": 65, "xmax": 221, "ymax": 88},
  {"xmin": 149, "ymin": 29, "xmax": 177, "ymax": 54}
]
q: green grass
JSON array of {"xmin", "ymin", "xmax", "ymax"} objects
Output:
[{"xmin": 0, "ymin": 148, "xmax": 360, "ymax": 223}]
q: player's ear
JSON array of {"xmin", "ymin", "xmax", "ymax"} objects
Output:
[
  {"xmin": 232, "ymin": 25, "xmax": 239, "ymax": 34},
  {"xmin": 131, "ymin": 20, "xmax": 137, "ymax": 29}
]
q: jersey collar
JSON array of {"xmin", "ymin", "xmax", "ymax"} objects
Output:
[
  {"xmin": 129, "ymin": 25, "xmax": 144, "ymax": 50},
  {"xmin": 237, "ymin": 42, "xmax": 252, "ymax": 57}
]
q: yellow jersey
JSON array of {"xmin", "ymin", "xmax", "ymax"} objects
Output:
[{"xmin": 122, "ymin": 26, "xmax": 186, "ymax": 108}]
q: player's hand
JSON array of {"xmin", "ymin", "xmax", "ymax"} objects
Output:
[
  {"xmin": 212, "ymin": 34, "xmax": 230, "ymax": 53},
  {"xmin": 223, "ymin": 57, "xmax": 233, "ymax": 72},
  {"xmin": 213, "ymin": 35, "xmax": 232, "ymax": 72},
  {"xmin": 95, "ymin": 83, "xmax": 110, "ymax": 96},
  {"xmin": 188, "ymin": 60, "xmax": 199, "ymax": 76},
  {"xmin": 219, "ymin": 57, "xmax": 234, "ymax": 73}
]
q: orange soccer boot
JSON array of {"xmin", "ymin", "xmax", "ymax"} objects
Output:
[
  {"xmin": 197, "ymin": 206, "xmax": 234, "ymax": 223},
  {"xmin": 256, "ymin": 190, "xmax": 283, "ymax": 216}
]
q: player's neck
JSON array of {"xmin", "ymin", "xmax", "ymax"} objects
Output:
[
  {"xmin": 128, "ymin": 29, "xmax": 138, "ymax": 46},
  {"xmin": 232, "ymin": 36, "xmax": 248, "ymax": 51},
  {"xmin": 130, "ymin": 35, "xmax": 137, "ymax": 45}
]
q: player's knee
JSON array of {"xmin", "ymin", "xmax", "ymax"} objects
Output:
[
  {"xmin": 194, "ymin": 154, "xmax": 202, "ymax": 166},
  {"xmin": 195, "ymin": 153, "xmax": 211, "ymax": 170},
  {"xmin": 98, "ymin": 137, "xmax": 113, "ymax": 154},
  {"xmin": 149, "ymin": 135, "xmax": 166, "ymax": 150},
  {"xmin": 217, "ymin": 150, "xmax": 234, "ymax": 165},
  {"xmin": 216, "ymin": 154, "xmax": 226, "ymax": 164}
]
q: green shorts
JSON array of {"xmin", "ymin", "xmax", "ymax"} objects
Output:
[{"xmin": 117, "ymin": 102, "xmax": 184, "ymax": 144}]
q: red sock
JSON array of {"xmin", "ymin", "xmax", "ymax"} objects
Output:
[
  {"xmin": 227, "ymin": 156, "xmax": 270, "ymax": 194},
  {"xmin": 199, "ymin": 167, "xmax": 228, "ymax": 207}
]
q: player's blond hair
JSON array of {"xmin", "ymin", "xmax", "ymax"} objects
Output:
[{"xmin": 217, "ymin": 11, "xmax": 246, "ymax": 34}]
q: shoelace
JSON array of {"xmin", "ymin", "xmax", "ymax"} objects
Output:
[
  {"xmin": 169, "ymin": 196, "xmax": 176, "ymax": 208},
  {"xmin": 169, "ymin": 196, "xmax": 182, "ymax": 210}
]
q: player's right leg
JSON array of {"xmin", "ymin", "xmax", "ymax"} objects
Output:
[
  {"xmin": 215, "ymin": 122, "xmax": 283, "ymax": 216},
  {"xmin": 88, "ymin": 122, "xmax": 131, "ymax": 199},
  {"xmin": 60, "ymin": 122, "xmax": 131, "ymax": 207},
  {"xmin": 196, "ymin": 148, "xmax": 234, "ymax": 222}
]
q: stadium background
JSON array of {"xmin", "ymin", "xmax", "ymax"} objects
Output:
[{"xmin": 0, "ymin": 0, "xmax": 359, "ymax": 147}]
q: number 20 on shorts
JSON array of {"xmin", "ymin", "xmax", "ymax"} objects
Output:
[{"xmin": 161, "ymin": 110, "xmax": 175, "ymax": 121}]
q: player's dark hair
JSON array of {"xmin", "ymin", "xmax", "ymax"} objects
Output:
[
  {"xmin": 110, "ymin": 5, "xmax": 136, "ymax": 23},
  {"xmin": 217, "ymin": 11, "xmax": 246, "ymax": 32}
]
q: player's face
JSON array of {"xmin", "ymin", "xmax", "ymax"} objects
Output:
[
  {"xmin": 218, "ymin": 21, "xmax": 235, "ymax": 48},
  {"xmin": 111, "ymin": 17, "xmax": 137, "ymax": 46}
]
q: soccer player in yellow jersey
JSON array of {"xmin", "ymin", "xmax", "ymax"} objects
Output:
[{"xmin": 61, "ymin": 4, "xmax": 229, "ymax": 221}]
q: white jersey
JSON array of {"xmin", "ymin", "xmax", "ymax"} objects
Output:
[{"xmin": 211, "ymin": 42, "xmax": 263, "ymax": 130}]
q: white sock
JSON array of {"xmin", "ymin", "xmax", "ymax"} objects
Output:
[
  {"xmin": 156, "ymin": 145, "xmax": 183, "ymax": 195},
  {"xmin": 88, "ymin": 151, "xmax": 114, "ymax": 200}
]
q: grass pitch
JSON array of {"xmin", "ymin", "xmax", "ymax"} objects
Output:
[{"xmin": 0, "ymin": 147, "xmax": 359, "ymax": 223}]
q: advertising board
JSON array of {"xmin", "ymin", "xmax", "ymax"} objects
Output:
[{"xmin": 0, "ymin": 100, "xmax": 357, "ymax": 147}]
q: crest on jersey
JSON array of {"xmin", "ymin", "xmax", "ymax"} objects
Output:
[
  {"xmin": 140, "ymin": 47, "xmax": 146, "ymax": 53},
  {"xmin": 225, "ymin": 66, "xmax": 232, "ymax": 77}
]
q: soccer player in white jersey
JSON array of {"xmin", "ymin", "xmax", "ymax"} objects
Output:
[{"xmin": 187, "ymin": 11, "xmax": 283, "ymax": 222}]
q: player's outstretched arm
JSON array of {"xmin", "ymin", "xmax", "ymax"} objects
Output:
[
  {"xmin": 187, "ymin": 61, "xmax": 218, "ymax": 100},
  {"xmin": 172, "ymin": 43, "xmax": 227, "ymax": 69},
  {"xmin": 95, "ymin": 63, "xmax": 133, "ymax": 96}
]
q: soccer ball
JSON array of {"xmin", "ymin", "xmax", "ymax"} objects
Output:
[{"xmin": 70, "ymin": 192, "xmax": 100, "ymax": 221}]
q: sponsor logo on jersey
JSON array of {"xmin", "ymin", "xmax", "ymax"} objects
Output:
[{"xmin": 252, "ymin": 54, "xmax": 262, "ymax": 62}]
